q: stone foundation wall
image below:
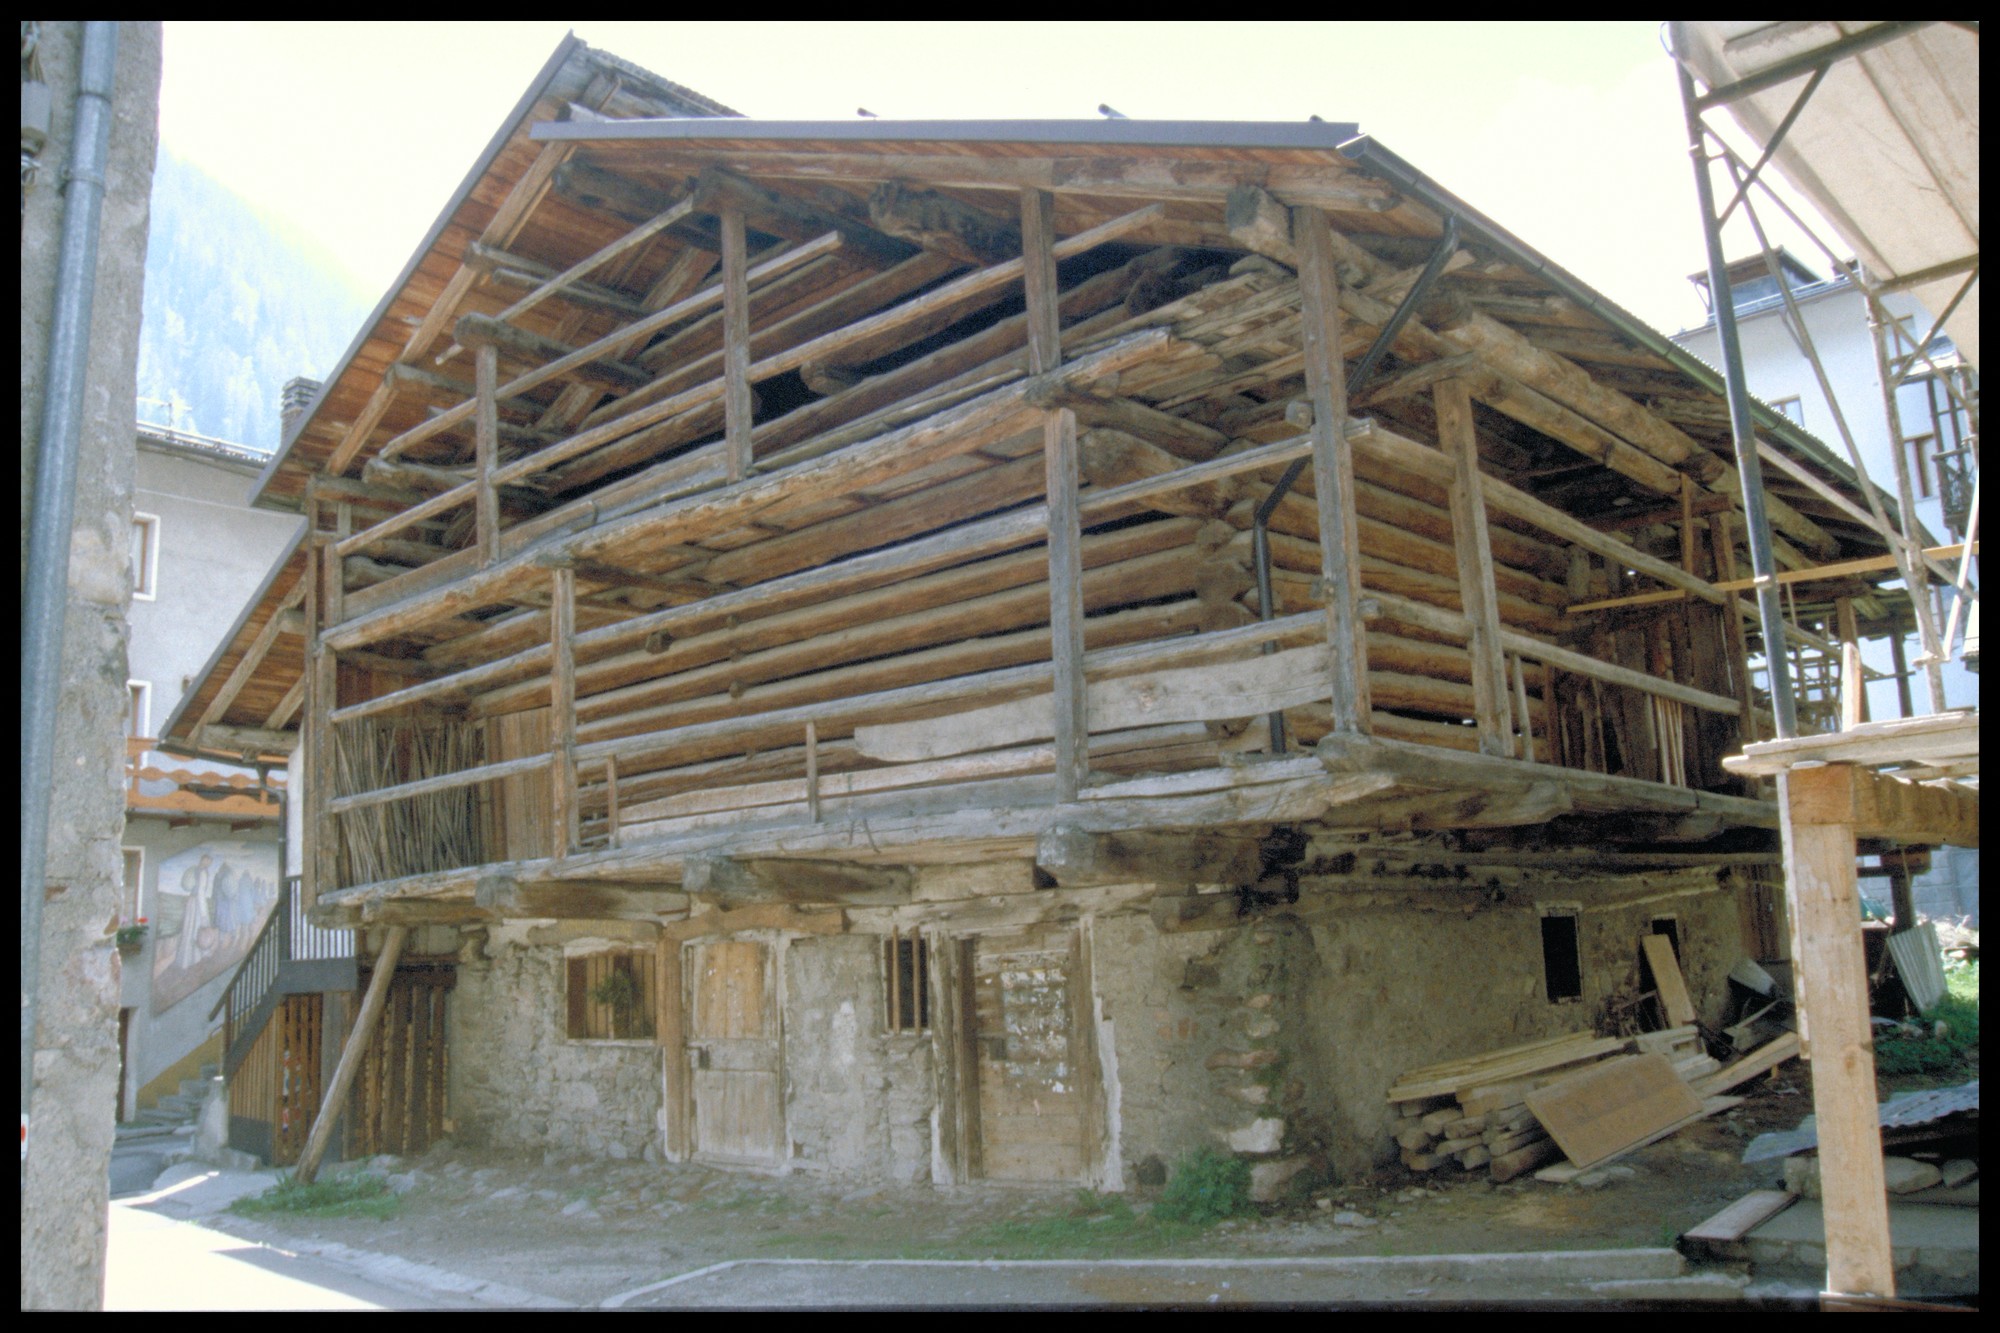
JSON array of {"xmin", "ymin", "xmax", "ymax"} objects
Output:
[
  {"xmin": 1091, "ymin": 909, "xmax": 1323, "ymax": 1196},
  {"xmin": 782, "ymin": 935, "xmax": 934, "ymax": 1181},
  {"xmin": 1293, "ymin": 866, "xmax": 1746, "ymax": 1179},
  {"xmin": 449, "ymin": 924, "xmax": 661, "ymax": 1161}
]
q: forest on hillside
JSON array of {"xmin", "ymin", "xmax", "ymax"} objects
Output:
[{"xmin": 137, "ymin": 149, "xmax": 372, "ymax": 452}]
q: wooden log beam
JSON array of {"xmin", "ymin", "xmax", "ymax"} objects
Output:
[
  {"xmin": 196, "ymin": 578, "xmax": 307, "ymax": 731},
  {"xmin": 1035, "ymin": 825, "xmax": 1264, "ymax": 888},
  {"xmin": 472, "ymin": 876, "xmax": 688, "ymax": 920},
  {"xmin": 324, "ymin": 331, "xmax": 1166, "ymax": 654},
  {"xmin": 454, "ymin": 313, "xmax": 652, "ymax": 392},
  {"xmin": 869, "ymin": 180, "xmax": 1018, "ymax": 265},
  {"xmin": 292, "ymin": 924, "xmax": 407, "ymax": 1185},
  {"xmin": 682, "ymin": 855, "xmax": 914, "ymax": 905},
  {"xmin": 462, "ymin": 241, "xmax": 649, "ymax": 318},
  {"xmin": 698, "ymin": 167, "xmax": 920, "ymax": 270}
]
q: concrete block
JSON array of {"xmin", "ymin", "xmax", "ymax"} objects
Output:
[{"xmin": 1938, "ymin": 1159, "xmax": 1976, "ymax": 1188}]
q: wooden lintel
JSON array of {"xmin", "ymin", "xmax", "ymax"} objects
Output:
[
  {"xmin": 682, "ymin": 855, "xmax": 915, "ymax": 905},
  {"xmin": 473, "ymin": 875, "xmax": 687, "ymax": 920},
  {"xmin": 658, "ymin": 901, "xmax": 847, "ymax": 942},
  {"xmin": 1035, "ymin": 824, "xmax": 1264, "ymax": 889},
  {"xmin": 1782, "ymin": 763, "xmax": 1979, "ymax": 849},
  {"xmin": 192, "ymin": 723, "xmax": 296, "ymax": 760},
  {"xmin": 359, "ymin": 899, "xmax": 493, "ymax": 926},
  {"xmin": 1150, "ymin": 890, "xmax": 1256, "ymax": 934}
]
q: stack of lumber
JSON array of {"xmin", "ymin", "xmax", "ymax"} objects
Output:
[
  {"xmin": 1387, "ymin": 1030, "xmax": 1629, "ymax": 1182},
  {"xmin": 1388, "ymin": 1024, "xmax": 1800, "ymax": 1184}
]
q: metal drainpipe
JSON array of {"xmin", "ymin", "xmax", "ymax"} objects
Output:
[
  {"xmin": 22, "ymin": 19, "xmax": 121, "ymax": 1133},
  {"xmin": 1671, "ymin": 34, "xmax": 1797, "ymax": 740}
]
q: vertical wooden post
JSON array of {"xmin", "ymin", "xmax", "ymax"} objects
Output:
[
  {"xmin": 293, "ymin": 924, "xmax": 408, "ymax": 1186},
  {"xmin": 1887, "ymin": 629, "xmax": 1914, "ymax": 720},
  {"xmin": 1437, "ymin": 377, "xmax": 1511, "ymax": 756},
  {"xmin": 1511, "ymin": 654, "xmax": 1535, "ymax": 763},
  {"xmin": 1679, "ymin": 475, "xmax": 1698, "ymax": 574},
  {"xmin": 605, "ymin": 754, "xmax": 621, "ymax": 850},
  {"xmin": 300, "ymin": 531, "xmax": 322, "ymax": 908},
  {"xmin": 1293, "ymin": 205, "xmax": 1370, "ymax": 732},
  {"xmin": 722, "ymin": 205, "xmax": 753, "ymax": 483},
  {"xmin": 1709, "ymin": 512, "xmax": 1760, "ymax": 747},
  {"xmin": 658, "ymin": 936, "xmax": 688, "ymax": 1160},
  {"xmin": 550, "ymin": 567, "xmax": 577, "ymax": 860},
  {"xmin": 1778, "ymin": 763, "xmax": 1895, "ymax": 1298},
  {"xmin": 805, "ymin": 720, "xmax": 821, "ymax": 823},
  {"xmin": 1835, "ymin": 597, "xmax": 1867, "ymax": 730},
  {"xmin": 327, "ymin": 502, "xmax": 351, "ymax": 626},
  {"xmin": 474, "ymin": 342, "xmax": 500, "ymax": 567},
  {"xmin": 1022, "ymin": 187, "xmax": 1088, "ymax": 800}
]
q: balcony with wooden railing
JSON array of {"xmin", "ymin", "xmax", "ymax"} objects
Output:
[{"xmin": 126, "ymin": 736, "xmax": 284, "ymax": 821}]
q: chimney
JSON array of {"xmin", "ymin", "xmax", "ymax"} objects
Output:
[{"xmin": 280, "ymin": 376, "xmax": 322, "ymax": 445}]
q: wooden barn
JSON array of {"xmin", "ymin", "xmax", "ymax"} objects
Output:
[{"xmin": 165, "ymin": 37, "xmax": 1961, "ymax": 1186}]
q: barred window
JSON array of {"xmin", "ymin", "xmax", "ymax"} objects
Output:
[
  {"xmin": 566, "ymin": 950, "xmax": 656, "ymax": 1041},
  {"xmin": 884, "ymin": 929, "xmax": 929, "ymax": 1034}
]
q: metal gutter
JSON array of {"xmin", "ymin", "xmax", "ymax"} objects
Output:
[{"xmin": 533, "ymin": 116, "xmax": 1361, "ymax": 150}]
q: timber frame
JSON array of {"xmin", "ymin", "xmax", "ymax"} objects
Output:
[{"xmin": 167, "ymin": 39, "xmax": 1934, "ymax": 936}]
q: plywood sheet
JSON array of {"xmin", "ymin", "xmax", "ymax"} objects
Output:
[
  {"xmin": 1525, "ymin": 1053, "xmax": 1702, "ymax": 1170},
  {"xmin": 1642, "ymin": 934, "xmax": 1697, "ymax": 1027}
]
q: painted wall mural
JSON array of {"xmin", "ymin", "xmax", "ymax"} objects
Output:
[{"xmin": 151, "ymin": 839, "xmax": 280, "ymax": 1013}]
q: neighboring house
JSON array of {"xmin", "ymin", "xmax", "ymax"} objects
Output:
[
  {"xmin": 166, "ymin": 37, "xmax": 1963, "ymax": 1191},
  {"xmin": 118, "ymin": 423, "xmax": 304, "ymax": 1123},
  {"xmin": 1671, "ymin": 252, "xmax": 1980, "ymax": 923}
]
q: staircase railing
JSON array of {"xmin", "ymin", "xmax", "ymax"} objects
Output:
[{"xmin": 212, "ymin": 876, "xmax": 356, "ymax": 1075}]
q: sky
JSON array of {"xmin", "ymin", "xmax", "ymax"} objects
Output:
[{"xmin": 155, "ymin": 21, "xmax": 1837, "ymax": 341}]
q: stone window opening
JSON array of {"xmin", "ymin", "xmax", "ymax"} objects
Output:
[
  {"xmin": 131, "ymin": 511, "xmax": 160, "ymax": 601},
  {"xmin": 1540, "ymin": 909, "xmax": 1583, "ymax": 1003},
  {"xmin": 565, "ymin": 949, "xmax": 656, "ymax": 1041},
  {"xmin": 884, "ymin": 928, "xmax": 929, "ymax": 1034}
]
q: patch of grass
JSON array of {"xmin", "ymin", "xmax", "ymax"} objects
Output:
[
  {"xmin": 229, "ymin": 1172, "xmax": 400, "ymax": 1221},
  {"xmin": 1152, "ymin": 1147, "xmax": 1253, "ymax": 1226},
  {"xmin": 1875, "ymin": 959, "xmax": 1979, "ymax": 1082}
]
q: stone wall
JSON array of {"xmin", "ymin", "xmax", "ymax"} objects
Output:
[
  {"xmin": 782, "ymin": 935, "xmax": 934, "ymax": 1181},
  {"xmin": 20, "ymin": 21, "xmax": 162, "ymax": 1311},
  {"xmin": 1092, "ymin": 910, "xmax": 1322, "ymax": 1195},
  {"xmin": 448, "ymin": 923, "xmax": 662, "ymax": 1161}
]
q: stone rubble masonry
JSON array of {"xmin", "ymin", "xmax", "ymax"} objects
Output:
[
  {"xmin": 20, "ymin": 20, "xmax": 162, "ymax": 1312},
  {"xmin": 448, "ymin": 923, "xmax": 663, "ymax": 1161}
]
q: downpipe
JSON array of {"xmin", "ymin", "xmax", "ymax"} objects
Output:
[{"xmin": 22, "ymin": 20, "xmax": 120, "ymax": 1133}]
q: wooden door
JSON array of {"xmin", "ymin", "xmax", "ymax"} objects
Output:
[
  {"xmin": 272, "ymin": 993, "xmax": 323, "ymax": 1165},
  {"xmin": 349, "ymin": 966, "xmax": 452, "ymax": 1158},
  {"xmin": 686, "ymin": 939, "xmax": 784, "ymax": 1165},
  {"xmin": 967, "ymin": 926, "xmax": 1093, "ymax": 1182}
]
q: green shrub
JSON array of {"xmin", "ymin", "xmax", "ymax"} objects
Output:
[
  {"xmin": 229, "ymin": 1172, "xmax": 400, "ymax": 1220},
  {"xmin": 1153, "ymin": 1146, "xmax": 1252, "ymax": 1225},
  {"xmin": 1874, "ymin": 959, "xmax": 1979, "ymax": 1081}
]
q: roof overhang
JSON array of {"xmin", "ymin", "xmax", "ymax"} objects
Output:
[{"xmin": 1677, "ymin": 21, "xmax": 1979, "ymax": 370}]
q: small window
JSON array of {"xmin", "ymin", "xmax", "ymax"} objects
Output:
[
  {"xmin": 1541, "ymin": 911, "xmax": 1582, "ymax": 1003},
  {"xmin": 127, "ymin": 681, "xmax": 151, "ymax": 741},
  {"xmin": 130, "ymin": 512, "xmax": 160, "ymax": 602},
  {"xmin": 566, "ymin": 950, "xmax": 656, "ymax": 1041},
  {"xmin": 121, "ymin": 848, "xmax": 144, "ymax": 928},
  {"xmin": 1770, "ymin": 396, "xmax": 1803, "ymax": 424},
  {"xmin": 884, "ymin": 929, "xmax": 929, "ymax": 1034},
  {"xmin": 1650, "ymin": 917, "xmax": 1681, "ymax": 961}
]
